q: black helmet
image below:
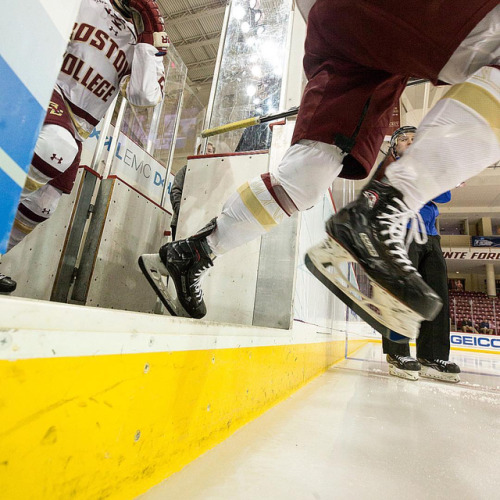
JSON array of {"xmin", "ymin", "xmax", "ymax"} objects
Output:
[{"xmin": 390, "ymin": 126, "xmax": 417, "ymax": 158}]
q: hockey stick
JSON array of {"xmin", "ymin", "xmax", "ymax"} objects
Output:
[
  {"xmin": 200, "ymin": 79, "xmax": 430, "ymax": 139},
  {"xmin": 201, "ymin": 106, "xmax": 299, "ymax": 138}
]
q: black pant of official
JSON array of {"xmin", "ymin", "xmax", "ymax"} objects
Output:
[{"xmin": 383, "ymin": 235, "xmax": 450, "ymax": 360}]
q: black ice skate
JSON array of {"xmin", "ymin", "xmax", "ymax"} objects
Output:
[
  {"xmin": 418, "ymin": 358, "xmax": 461, "ymax": 383},
  {"xmin": 305, "ymin": 179, "xmax": 442, "ymax": 340},
  {"xmin": 386, "ymin": 354, "xmax": 421, "ymax": 381},
  {"xmin": 0, "ymin": 273, "xmax": 16, "ymax": 294},
  {"xmin": 138, "ymin": 219, "xmax": 216, "ymax": 319}
]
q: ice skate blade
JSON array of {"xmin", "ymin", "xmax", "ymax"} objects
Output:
[
  {"xmin": 305, "ymin": 237, "xmax": 424, "ymax": 340},
  {"xmin": 388, "ymin": 364, "xmax": 419, "ymax": 381},
  {"xmin": 420, "ymin": 366, "xmax": 460, "ymax": 383},
  {"xmin": 138, "ymin": 254, "xmax": 189, "ymax": 318}
]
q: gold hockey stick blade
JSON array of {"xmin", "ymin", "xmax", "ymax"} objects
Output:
[{"xmin": 305, "ymin": 237, "xmax": 424, "ymax": 340}]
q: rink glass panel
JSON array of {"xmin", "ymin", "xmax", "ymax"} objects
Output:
[
  {"xmin": 119, "ymin": 45, "xmax": 187, "ymax": 175},
  {"xmin": 152, "ymin": 48, "xmax": 188, "ymax": 170},
  {"xmin": 170, "ymin": 87, "xmax": 206, "ymax": 174},
  {"xmin": 207, "ymin": 0, "xmax": 293, "ymax": 153}
]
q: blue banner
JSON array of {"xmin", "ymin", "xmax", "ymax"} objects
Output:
[
  {"xmin": 0, "ymin": 170, "xmax": 22, "ymax": 253},
  {"xmin": 0, "ymin": 56, "xmax": 47, "ymax": 253},
  {"xmin": 472, "ymin": 236, "xmax": 500, "ymax": 248}
]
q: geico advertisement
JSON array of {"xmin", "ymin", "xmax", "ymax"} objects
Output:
[{"xmin": 451, "ymin": 333, "xmax": 500, "ymax": 352}]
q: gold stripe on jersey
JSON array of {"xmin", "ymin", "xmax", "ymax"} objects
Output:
[
  {"xmin": 444, "ymin": 81, "xmax": 500, "ymax": 141},
  {"xmin": 120, "ymin": 75, "xmax": 130, "ymax": 98},
  {"xmin": 63, "ymin": 101, "xmax": 91, "ymax": 140}
]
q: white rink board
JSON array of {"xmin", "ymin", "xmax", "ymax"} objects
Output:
[
  {"xmin": 177, "ymin": 153, "xmax": 270, "ymax": 326},
  {"xmin": 0, "ymin": 296, "xmax": 345, "ymax": 361},
  {"xmin": 85, "ymin": 179, "xmax": 171, "ymax": 312}
]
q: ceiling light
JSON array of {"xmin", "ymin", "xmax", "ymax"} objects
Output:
[
  {"xmin": 251, "ymin": 65, "xmax": 262, "ymax": 77},
  {"xmin": 246, "ymin": 85, "xmax": 257, "ymax": 97},
  {"xmin": 233, "ymin": 5, "xmax": 246, "ymax": 20},
  {"xmin": 253, "ymin": 9, "xmax": 263, "ymax": 23}
]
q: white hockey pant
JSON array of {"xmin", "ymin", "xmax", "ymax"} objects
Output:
[
  {"xmin": 387, "ymin": 6, "xmax": 500, "ymax": 211},
  {"xmin": 8, "ymin": 124, "xmax": 78, "ymax": 250},
  {"xmin": 206, "ymin": 140, "xmax": 344, "ymax": 256}
]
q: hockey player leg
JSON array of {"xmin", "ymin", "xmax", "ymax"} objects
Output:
[
  {"xmin": 0, "ymin": 273, "xmax": 17, "ymax": 294},
  {"xmin": 382, "ymin": 337, "xmax": 420, "ymax": 380},
  {"xmin": 386, "ymin": 66, "xmax": 500, "ymax": 211},
  {"xmin": 415, "ymin": 241, "xmax": 460, "ymax": 383},
  {"xmin": 138, "ymin": 219, "xmax": 217, "ymax": 318},
  {"xmin": 318, "ymin": 65, "xmax": 499, "ymax": 338},
  {"xmin": 8, "ymin": 124, "xmax": 79, "ymax": 251},
  {"xmin": 387, "ymin": 355, "xmax": 420, "ymax": 381},
  {"xmin": 8, "ymin": 184, "xmax": 63, "ymax": 250},
  {"xmin": 418, "ymin": 359, "xmax": 461, "ymax": 383},
  {"xmin": 305, "ymin": 179, "xmax": 441, "ymax": 339},
  {"xmin": 139, "ymin": 140, "xmax": 343, "ymax": 318}
]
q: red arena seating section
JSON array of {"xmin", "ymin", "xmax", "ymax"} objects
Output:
[{"xmin": 449, "ymin": 290, "xmax": 499, "ymax": 334}]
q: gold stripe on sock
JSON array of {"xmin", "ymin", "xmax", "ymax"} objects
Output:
[
  {"xmin": 237, "ymin": 182, "xmax": 278, "ymax": 231},
  {"xmin": 443, "ymin": 82, "xmax": 500, "ymax": 141},
  {"xmin": 24, "ymin": 176, "xmax": 44, "ymax": 193},
  {"xmin": 13, "ymin": 218, "xmax": 35, "ymax": 235}
]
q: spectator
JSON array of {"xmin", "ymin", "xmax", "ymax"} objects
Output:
[
  {"xmin": 170, "ymin": 142, "xmax": 215, "ymax": 240},
  {"xmin": 479, "ymin": 319, "xmax": 493, "ymax": 335},
  {"xmin": 462, "ymin": 318, "xmax": 477, "ymax": 333},
  {"xmin": 196, "ymin": 142, "xmax": 216, "ymax": 155}
]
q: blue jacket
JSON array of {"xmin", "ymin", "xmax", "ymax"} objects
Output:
[{"xmin": 419, "ymin": 191, "xmax": 451, "ymax": 235}]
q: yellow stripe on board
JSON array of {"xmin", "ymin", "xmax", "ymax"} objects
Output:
[
  {"xmin": 449, "ymin": 347, "xmax": 500, "ymax": 355},
  {"xmin": 238, "ymin": 182, "xmax": 278, "ymax": 231},
  {"xmin": 443, "ymin": 82, "xmax": 500, "ymax": 141},
  {"xmin": 0, "ymin": 339, "xmax": 366, "ymax": 500}
]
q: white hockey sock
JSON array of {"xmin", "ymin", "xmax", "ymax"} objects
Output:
[
  {"xmin": 207, "ymin": 140, "xmax": 344, "ymax": 256},
  {"xmin": 8, "ymin": 184, "xmax": 63, "ymax": 251},
  {"xmin": 386, "ymin": 66, "xmax": 500, "ymax": 211}
]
